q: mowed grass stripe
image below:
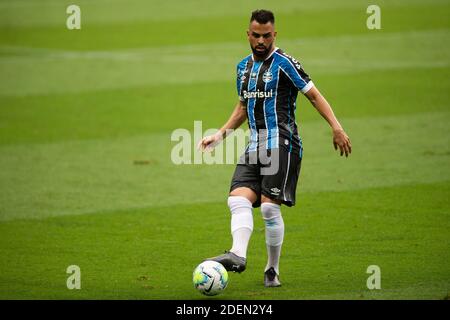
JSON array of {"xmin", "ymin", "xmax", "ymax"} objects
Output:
[
  {"xmin": 1, "ymin": 29, "xmax": 449, "ymax": 96},
  {"xmin": 0, "ymin": 67, "xmax": 448, "ymax": 145},
  {"xmin": 0, "ymin": 111, "xmax": 448, "ymax": 221},
  {"xmin": 0, "ymin": 182, "xmax": 447, "ymax": 299},
  {"xmin": 1, "ymin": 2, "xmax": 449, "ymax": 50},
  {"xmin": 1, "ymin": 0, "xmax": 446, "ymax": 27}
]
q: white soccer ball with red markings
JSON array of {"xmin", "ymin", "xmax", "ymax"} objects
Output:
[{"xmin": 193, "ymin": 261, "xmax": 228, "ymax": 296}]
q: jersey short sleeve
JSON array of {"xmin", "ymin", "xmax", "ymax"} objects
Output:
[
  {"xmin": 236, "ymin": 64, "xmax": 245, "ymax": 102},
  {"xmin": 277, "ymin": 52, "xmax": 314, "ymax": 94},
  {"xmin": 236, "ymin": 55, "xmax": 251, "ymax": 102}
]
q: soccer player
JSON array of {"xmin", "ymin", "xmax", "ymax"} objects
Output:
[{"xmin": 198, "ymin": 9, "xmax": 351, "ymax": 287}]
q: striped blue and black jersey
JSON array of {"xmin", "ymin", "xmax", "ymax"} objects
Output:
[{"xmin": 236, "ymin": 47, "xmax": 314, "ymax": 155}]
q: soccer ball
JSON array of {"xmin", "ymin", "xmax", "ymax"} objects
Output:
[{"xmin": 193, "ymin": 261, "xmax": 228, "ymax": 296}]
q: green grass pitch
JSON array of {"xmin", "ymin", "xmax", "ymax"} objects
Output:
[{"xmin": 0, "ymin": 0, "xmax": 449, "ymax": 299}]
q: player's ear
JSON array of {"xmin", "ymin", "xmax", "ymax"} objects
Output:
[
  {"xmin": 246, "ymin": 29, "xmax": 250, "ymax": 37},
  {"xmin": 273, "ymin": 31, "xmax": 277, "ymax": 38}
]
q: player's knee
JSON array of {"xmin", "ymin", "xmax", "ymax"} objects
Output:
[
  {"xmin": 228, "ymin": 196, "xmax": 253, "ymax": 233},
  {"xmin": 261, "ymin": 202, "xmax": 281, "ymax": 221},
  {"xmin": 229, "ymin": 187, "xmax": 257, "ymax": 204},
  {"xmin": 228, "ymin": 196, "xmax": 252, "ymax": 213},
  {"xmin": 261, "ymin": 202, "xmax": 284, "ymax": 246}
]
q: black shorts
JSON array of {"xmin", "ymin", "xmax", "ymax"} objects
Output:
[{"xmin": 230, "ymin": 146, "xmax": 302, "ymax": 208}]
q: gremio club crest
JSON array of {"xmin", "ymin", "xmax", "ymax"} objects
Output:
[{"xmin": 262, "ymin": 70, "xmax": 273, "ymax": 83}]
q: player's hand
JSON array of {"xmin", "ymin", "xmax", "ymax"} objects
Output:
[
  {"xmin": 333, "ymin": 128, "xmax": 352, "ymax": 157},
  {"xmin": 197, "ymin": 132, "xmax": 223, "ymax": 152}
]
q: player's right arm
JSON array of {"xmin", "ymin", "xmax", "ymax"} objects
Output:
[{"xmin": 197, "ymin": 100, "xmax": 247, "ymax": 152}]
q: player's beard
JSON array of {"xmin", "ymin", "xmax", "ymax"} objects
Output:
[{"xmin": 251, "ymin": 42, "xmax": 273, "ymax": 60}]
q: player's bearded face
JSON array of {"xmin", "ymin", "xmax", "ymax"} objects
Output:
[
  {"xmin": 248, "ymin": 21, "xmax": 277, "ymax": 59},
  {"xmin": 251, "ymin": 41, "xmax": 272, "ymax": 58}
]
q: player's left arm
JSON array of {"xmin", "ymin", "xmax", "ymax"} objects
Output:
[{"xmin": 304, "ymin": 86, "xmax": 352, "ymax": 157}]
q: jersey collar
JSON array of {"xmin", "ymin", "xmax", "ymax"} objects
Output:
[{"xmin": 252, "ymin": 46, "xmax": 279, "ymax": 62}]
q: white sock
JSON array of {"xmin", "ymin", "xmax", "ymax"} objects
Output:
[
  {"xmin": 228, "ymin": 196, "xmax": 253, "ymax": 258},
  {"xmin": 261, "ymin": 202, "xmax": 284, "ymax": 274}
]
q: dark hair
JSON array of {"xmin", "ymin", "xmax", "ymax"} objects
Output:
[{"xmin": 250, "ymin": 9, "xmax": 275, "ymax": 24}]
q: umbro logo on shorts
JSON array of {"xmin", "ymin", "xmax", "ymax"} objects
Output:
[{"xmin": 270, "ymin": 187, "xmax": 281, "ymax": 196}]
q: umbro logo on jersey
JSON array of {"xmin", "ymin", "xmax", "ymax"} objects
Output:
[
  {"xmin": 243, "ymin": 89, "xmax": 273, "ymax": 99},
  {"xmin": 238, "ymin": 69, "xmax": 248, "ymax": 82}
]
